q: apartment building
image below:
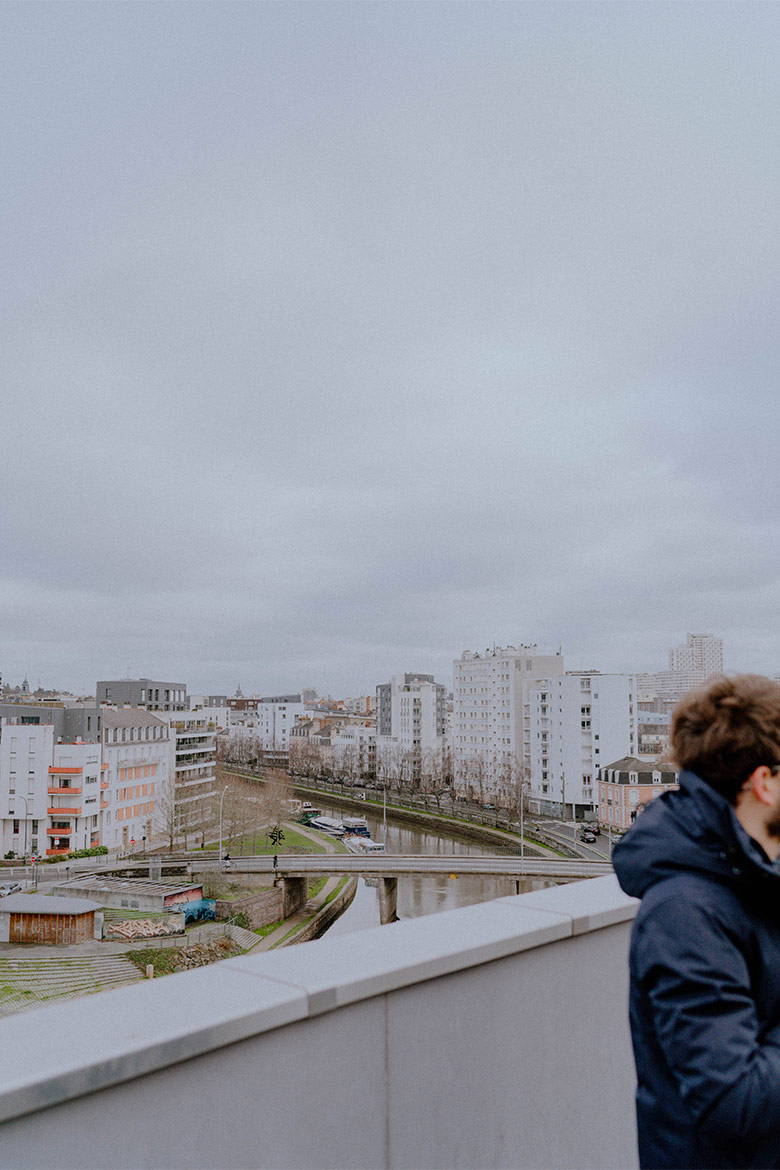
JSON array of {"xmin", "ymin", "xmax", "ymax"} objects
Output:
[
  {"xmin": 0, "ymin": 703, "xmax": 103, "ymax": 858},
  {"xmin": 452, "ymin": 645, "xmax": 564, "ymax": 796},
  {"xmin": 97, "ymin": 679, "xmax": 216, "ymax": 840},
  {"xmin": 647, "ymin": 633, "xmax": 724, "ymax": 701},
  {"xmin": 96, "ymin": 680, "xmax": 187, "ymax": 712},
  {"xmin": 101, "ymin": 709, "xmax": 171, "ymax": 850},
  {"xmin": 528, "ymin": 672, "xmax": 637, "ymax": 816},
  {"xmin": 598, "ymin": 756, "xmax": 678, "ymax": 830},
  {"xmin": 376, "ymin": 674, "xmax": 446, "ymax": 784},
  {"xmin": 0, "ymin": 721, "xmax": 102, "ymax": 858},
  {"xmin": 165, "ymin": 709, "xmax": 218, "ymax": 833},
  {"xmin": 331, "ymin": 721, "xmax": 377, "ymax": 779},
  {"xmin": 255, "ymin": 696, "xmax": 309, "ymax": 755},
  {"xmin": 636, "ymin": 698, "xmax": 674, "ymax": 758}
]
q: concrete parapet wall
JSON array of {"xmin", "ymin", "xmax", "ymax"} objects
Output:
[
  {"xmin": 287, "ymin": 877, "xmax": 358, "ymax": 945},
  {"xmin": 213, "ymin": 889, "xmax": 282, "ymax": 929},
  {"xmin": 0, "ymin": 876, "xmax": 639, "ymax": 1170}
]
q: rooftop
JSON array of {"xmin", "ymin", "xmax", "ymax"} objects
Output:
[{"xmin": 0, "ymin": 875, "xmax": 640, "ymax": 1169}]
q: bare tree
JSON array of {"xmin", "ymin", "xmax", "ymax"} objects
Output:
[
  {"xmin": 154, "ymin": 784, "xmax": 178, "ymax": 851},
  {"xmin": 261, "ymin": 768, "xmax": 293, "ymax": 845},
  {"xmin": 378, "ymin": 741, "xmax": 406, "ymax": 793},
  {"xmin": 335, "ymin": 741, "xmax": 360, "ymax": 786}
]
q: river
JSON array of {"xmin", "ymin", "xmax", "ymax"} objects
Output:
[{"xmin": 311, "ymin": 800, "xmax": 556, "ymax": 937}]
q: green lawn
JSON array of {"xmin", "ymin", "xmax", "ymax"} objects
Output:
[{"xmin": 204, "ymin": 824, "xmax": 327, "ymax": 855}]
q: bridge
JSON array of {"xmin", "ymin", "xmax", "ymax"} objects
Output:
[
  {"xmin": 92, "ymin": 853, "xmax": 613, "ymax": 924},
  {"xmin": 223, "ymin": 854, "xmax": 612, "ymax": 922},
  {"xmin": 97, "ymin": 853, "xmax": 612, "ymax": 880}
]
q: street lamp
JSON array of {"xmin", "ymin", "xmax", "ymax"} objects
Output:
[
  {"xmin": 218, "ymin": 785, "xmax": 229, "ymax": 872},
  {"xmin": 519, "ymin": 782, "xmax": 525, "ymax": 866}
]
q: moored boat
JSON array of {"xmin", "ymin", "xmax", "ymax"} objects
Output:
[{"xmin": 343, "ymin": 834, "xmax": 387, "ymax": 855}]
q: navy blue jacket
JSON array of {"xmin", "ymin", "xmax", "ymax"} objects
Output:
[{"xmin": 613, "ymin": 770, "xmax": 780, "ymax": 1170}]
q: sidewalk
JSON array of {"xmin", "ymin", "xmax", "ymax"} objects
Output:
[{"xmin": 251, "ymin": 873, "xmax": 348, "ymax": 951}]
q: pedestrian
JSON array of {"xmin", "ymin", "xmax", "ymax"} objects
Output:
[
  {"xmin": 223, "ymin": 852, "xmax": 231, "ymax": 871},
  {"xmin": 273, "ymin": 853, "xmax": 278, "ymax": 868},
  {"xmin": 613, "ymin": 674, "xmax": 780, "ymax": 1170}
]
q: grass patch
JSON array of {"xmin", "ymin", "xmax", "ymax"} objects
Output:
[
  {"xmin": 323, "ymin": 877, "xmax": 349, "ymax": 906},
  {"xmin": 126, "ymin": 948, "xmax": 180, "ymax": 977},
  {"xmin": 204, "ymin": 823, "xmax": 327, "ymax": 855},
  {"xmin": 274, "ymin": 916, "xmax": 316, "ymax": 946},
  {"xmin": 254, "ymin": 920, "xmax": 283, "ymax": 938}
]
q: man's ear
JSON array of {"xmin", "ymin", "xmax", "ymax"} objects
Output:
[{"xmin": 744, "ymin": 765, "xmax": 778, "ymax": 808}]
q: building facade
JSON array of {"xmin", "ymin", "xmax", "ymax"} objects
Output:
[
  {"xmin": 647, "ymin": 633, "xmax": 724, "ymax": 701},
  {"xmin": 375, "ymin": 674, "xmax": 446, "ymax": 785},
  {"xmin": 528, "ymin": 672, "xmax": 638, "ymax": 816},
  {"xmin": 598, "ymin": 756, "xmax": 678, "ymax": 830},
  {"xmin": 96, "ymin": 680, "xmax": 187, "ymax": 712},
  {"xmin": 452, "ymin": 645, "xmax": 565, "ymax": 798},
  {"xmin": 100, "ymin": 709, "xmax": 171, "ymax": 850}
]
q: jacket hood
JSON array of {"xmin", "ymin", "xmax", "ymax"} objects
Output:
[{"xmin": 612, "ymin": 769, "xmax": 780, "ymax": 901}]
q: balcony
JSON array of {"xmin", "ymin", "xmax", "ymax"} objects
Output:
[
  {"xmin": 0, "ymin": 876, "xmax": 638, "ymax": 1168},
  {"xmin": 100, "ymin": 781, "xmax": 109, "ymax": 790},
  {"xmin": 48, "ymin": 826, "xmax": 72, "ymax": 836},
  {"xmin": 46, "ymin": 807, "xmax": 81, "ymax": 817},
  {"xmin": 47, "ymin": 786, "xmax": 81, "ymax": 796},
  {"xmin": 48, "ymin": 766, "xmax": 82, "ymax": 775},
  {"xmin": 44, "ymin": 847, "xmax": 70, "ymax": 856}
]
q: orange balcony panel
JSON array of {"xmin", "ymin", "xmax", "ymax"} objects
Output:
[
  {"xmin": 48, "ymin": 766, "xmax": 82, "ymax": 774},
  {"xmin": 45, "ymin": 847, "xmax": 70, "ymax": 856},
  {"xmin": 101, "ymin": 763, "xmax": 109, "ymax": 770},
  {"xmin": 100, "ymin": 801, "xmax": 109, "ymax": 809},
  {"xmin": 47, "ymin": 806, "xmax": 81, "ymax": 817},
  {"xmin": 48, "ymin": 826, "xmax": 72, "ymax": 836},
  {"xmin": 100, "ymin": 781, "xmax": 109, "ymax": 790},
  {"xmin": 47, "ymin": 786, "xmax": 82, "ymax": 795}
]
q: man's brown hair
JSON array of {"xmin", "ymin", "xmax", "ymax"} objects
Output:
[{"xmin": 672, "ymin": 674, "xmax": 780, "ymax": 804}]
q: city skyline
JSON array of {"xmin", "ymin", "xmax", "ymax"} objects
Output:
[
  {"xmin": 4, "ymin": 3, "xmax": 780, "ymax": 697},
  {"xmin": 0, "ymin": 629, "xmax": 729, "ymax": 702}
]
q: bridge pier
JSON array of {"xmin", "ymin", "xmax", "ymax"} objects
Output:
[
  {"xmin": 378, "ymin": 877, "xmax": 398, "ymax": 925},
  {"xmin": 281, "ymin": 876, "xmax": 308, "ymax": 918}
]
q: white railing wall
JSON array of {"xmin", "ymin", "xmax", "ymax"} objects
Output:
[{"xmin": 0, "ymin": 876, "xmax": 639, "ymax": 1170}]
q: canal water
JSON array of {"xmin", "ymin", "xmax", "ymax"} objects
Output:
[{"xmin": 312, "ymin": 800, "xmax": 556, "ymax": 937}]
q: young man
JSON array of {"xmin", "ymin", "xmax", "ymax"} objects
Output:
[{"xmin": 613, "ymin": 674, "xmax": 780, "ymax": 1170}]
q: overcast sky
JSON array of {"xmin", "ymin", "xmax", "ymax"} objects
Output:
[{"xmin": 3, "ymin": 1, "xmax": 780, "ymax": 698}]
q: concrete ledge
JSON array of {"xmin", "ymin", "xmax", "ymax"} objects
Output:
[
  {"xmin": 499, "ymin": 872, "xmax": 638, "ymax": 934},
  {"xmin": 228, "ymin": 898, "xmax": 572, "ymax": 1015},
  {"xmin": 0, "ymin": 875, "xmax": 639, "ymax": 1150},
  {"xmin": 0, "ymin": 963, "xmax": 309, "ymax": 1124}
]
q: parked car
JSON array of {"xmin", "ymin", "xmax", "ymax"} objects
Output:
[
  {"xmin": 579, "ymin": 830, "xmax": 597, "ymax": 844},
  {"xmin": 0, "ymin": 882, "xmax": 22, "ymax": 897}
]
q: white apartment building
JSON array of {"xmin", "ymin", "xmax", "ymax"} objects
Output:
[
  {"xmin": 101, "ymin": 709, "xmax": 172, "ymax": 850},
  {"xmin": 375, "ymin": 674, "xmax": 446, "ymax": 784},
  {"xmin": 256, "ymin": 696, "xmax": 309, "ymax": 754},
  {"xmin": 529, "ymin": 672, "xmax": 637, "ymax": 816},
  {"xmin": 649, "ymin": 633, "xmax": 724, "ymax": 701},
  {"xmin": 331, "ymin": 722, "xmax": 377, "ymax": 779},
  {"xmin": 164, "ymin": 710, "xmax": 218, "ymax": 835},
  {"xmin": 452, "ymin": 645, "xmax": 565, "ymax": 797},
  {"xmin": 0, "ymin": 721, "xmax": 105, "ymax": 859}
]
